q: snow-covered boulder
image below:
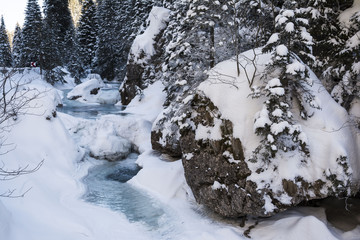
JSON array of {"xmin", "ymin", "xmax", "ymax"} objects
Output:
[
  {"xmin": 66, "ymin": 74, "xmax": 121, "ymax": 104},
  {"xmin": 67, "ymin": 74, "xmax": 105, "ymax": 101},
  {"xmin": 89, "ymin": 134, "xmax": 132, "ymax": 161},
  {"xmin": 154, "ymin": 49, "xmax": 360, "ymax": 217},
  {"xmin": 84, "ymin": 118, "xmax": 133, "ymax": 161}
]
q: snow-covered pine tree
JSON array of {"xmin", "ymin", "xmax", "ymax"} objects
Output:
[
  {"xmin": 43, "ymin": 0, "xmax": 75, "ymax": 68},
  {"xmin": 238, "ymin": 0, "xmax": 277, "ymax": 48},
  {"xmin": 94, "ymin": 0, "xmax": 120, "ymax": 80},
  {"xmin": 306, "ymin": 0, "xmax": 355, "ymax": 109},
  {"xmin": 252, "ymin": 1, "xmax": 318, "ymax": 162},
  {"xmin": 21, "ymin": 0, "xmax": 42, "ymax": 67},
  {"xmin": 12, "ymin": 24, "xmax": 23, "ymax": 67},
  {"xmin": 0, "ymin": 17, "xmax": 12, "ymax": 67},
  {"xmin": 95, "ymin": 0, "xmax": 154, "ymax": 80},
  {"xmin": 77, "ymin": 0, "xmax": 97, "ymax": 70},
  {"xmin": 306, "ymin": 0, "xmax": 342, "ymax": 73},
  {"xmin": 329, "ymin": 6, "xmax": 360, "ymax": 110},
  {"xmin": 67, "ymin": 33, "xmax": 84, "ymax": 84}
]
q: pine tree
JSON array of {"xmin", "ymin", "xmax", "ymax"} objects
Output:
[
  {"xmin": 77, "ymin": 0, "xmax": 97, "ymax": 70},
  {"xmin": 67, "ymin": 33, "xmax": 84, "ymax": 84},
  {"xmin": 21, "ymin": 0, "xmax": 42, "ymax": 67},
  {"xmin": 252, "ymin": 1, "xmax": 319, "ymax": 162},
  {"xmin": 304, "ymin": 0, "xmax": 357, "ymax": 109},
  {"xmin": 94, "ymin": 0, "xmax": 156, "ymax": 81},
  {"xmin": 43, "ymin": 0, "xmax": 75, "ymax": 68},
  {"xmin": 0, "ymin": 17, "xmax": 12, "ymax": 67},
  {"xmin": 94, "ymin": 0, "xmax": 120, "ymax": 80},
  {"xmin": 12, "ymin": 24, "xmax": 23, "ymax": 67}
]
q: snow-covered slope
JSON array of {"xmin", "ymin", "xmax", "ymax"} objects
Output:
[
  {"xmin": 1, "ymin": 67, "xmax": 360, "ymax": 240},
  {"xmin": 0, "ymin": 71, "xmax": 152, "ymax": 240}
]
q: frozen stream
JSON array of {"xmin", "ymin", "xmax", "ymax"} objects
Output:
[{"xmin": 57, "ymin": 86, "xmax": 178, "ymax": 239}]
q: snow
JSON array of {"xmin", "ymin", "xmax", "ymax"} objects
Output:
[
  {"xmin": 119, "ymin": 81, "xmax": 167, "ymax": 123},
  {"xmin": 270, "ymin": 121, "xmax": 290, "ymax": 135},
  {"xmin": 195, "ymin": 118, "xmax": 223, "ymax": 141},
  {"xmin": 1, "ymin": 61, "xmax": 360, "ymax": 240},
  {"xmin": 131, "ymin": 7, "xmax": 171, "ymax": 60},
  {"xmin": 285, "ymin": 22, "xmax": 295, "ymax": 32},
  {"xmin": 266, "ymin": 78, "xmax": 282, "ymax": 88},
  {"xmin": 67, "ymin": 75, "xmax": 120, "ymax": 104},
  {"xmin": 267, "ymin": 33, "xmax": 279, "ymax": 44},
  {"xmin": 350, "ymin": 97, "xmax": 360, "ymax": 117},
  {"xmin": 339, "ymin": 0, "xmax": 360, "ymax": 28},
  {"xmin": 286, "ymin": 60, "xmax": 306, "ymax": 75},
  {"xmin": 276, "ymin": 44, "xmax": 288, "ymax": 56},
  {"xmin": 211, "ymin": 181, "xmax": 228, "ymax": 191}
]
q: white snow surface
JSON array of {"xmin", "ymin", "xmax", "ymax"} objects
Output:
[
  {"xmin": 1, "ymin": 64, "xmax": 360, "ymax": 240},
  {"xmin": 198, "ymin": 48, "xmax": 360, "ymax": 196}
]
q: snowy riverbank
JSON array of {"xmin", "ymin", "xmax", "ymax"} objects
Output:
[{"xmin": 0, "ymin": 70, "xmax": 359, "ymax": 239}]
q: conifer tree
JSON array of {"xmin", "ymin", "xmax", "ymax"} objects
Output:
[
  {"xmin": 77, "ymin": 0, "xmax": 97, "ymax": 70},
  {"xmin": 252, "ymin": 1, "xmax": 319, "ymax": 162},
  {"xmin": 67, "ymin": 33, "xmax": 84, "ymax": 84},
  {"xmin": 0, "ymin": 17, "xmax": 12, "ymax": 67},
  {"xmin": 21, "ymin": 0, "xmax": 42, "ymax": 67},
  {"xmin": 306, "ymin": 0, "xmax": 357, "ymax": 110},
  {"xmin": 43, "ymin": 0, "xmax": 75, "ymax": 68},
  {"xmin": 94, "ymin": 0, "xmax": 120, "ymax": 80},
  {"xmin": 12, "ymin": 24, "xmax": 23, "ymax": 67}
]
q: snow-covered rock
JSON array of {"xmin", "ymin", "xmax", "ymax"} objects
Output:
[
  {"xmin": 120, "ymin": 7, "xmax": 171, "ymax": 105},
  {"xmin": 87, "ymin": 119, "xmax": 133, "ymax": 161},
  {"xmin": 67, "ymin": 74, "xmax": 120, "ymax": 104},
  {"xmin": 153, "ymin": 48, "xmax": 360, "ymax": 217}
]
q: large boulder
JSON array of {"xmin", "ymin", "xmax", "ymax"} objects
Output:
[
  {"xmin": 178, "ymin": 91, "xmax": 358, "ymax": 217},
  {"xmin": 152, "ymin": 50, "xmax": 360, "ymax": 217}
]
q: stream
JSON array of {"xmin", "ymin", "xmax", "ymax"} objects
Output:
[{"xmin": 57, "ymin": 86, "xmax": 178, "ymax": 239}]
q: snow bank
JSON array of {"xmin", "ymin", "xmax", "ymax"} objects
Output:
[
  {"xmin": 0, "ymin": 74, "xmax": 152, "ymax": 240},
  {"xmin": 199, "ymin": 48, "xmax": 360, "ymax": 197},
  {"xmin": 252, "ymin": 208, "xmax": 338, "ymax": 240},
  {"xmin": 119, "ymin": 81, "xmax": 167, "ymax": 122}
]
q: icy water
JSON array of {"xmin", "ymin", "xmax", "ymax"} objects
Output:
[
  {"xmin": 59, "ymin": 88, "xmax": 127, "ymax": 119},
  {"xmin": 82, "ymin": 154, "xmax": 171, "ymax": 230}
]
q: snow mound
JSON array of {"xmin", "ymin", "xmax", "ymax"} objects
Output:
[
  {"xmin": 67, "ymin": 75, "xmax": 120, "ymax": 104},
  {"xmin": 252, "ymin": 208, "xmax": 338, "ymax": 240},
  {"xmin": 119, "ymin": 81, "xmax": 166, "ymax": 122},
  {"xmin": 88, "ymin": 119, "xmax": 133, "ymax": 161}
]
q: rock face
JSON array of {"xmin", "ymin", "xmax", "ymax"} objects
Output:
[
  {"xmin": 175, "ymin": 94, "xmax": 269, "ymax": 217},
  {"xmin": 119, "ymin": 7, "xmax": 171, "ymax": 105}
]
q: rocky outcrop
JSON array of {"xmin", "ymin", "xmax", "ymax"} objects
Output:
[
  {"xmin": 119, "ymin": 7, "xmax": 171, "ymax": 105},
  {"xmin": 158, "ymin": 92, "xmax": 353, "ymax": 217}
]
